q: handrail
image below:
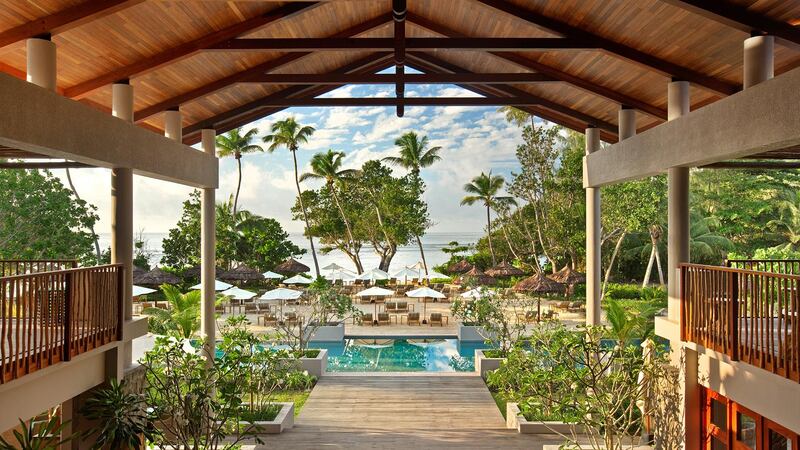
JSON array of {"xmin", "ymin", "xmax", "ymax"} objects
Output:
[
  {"xmin": 726, "ymin": 259, "xmax": 800, "ymax": 275},
  {"xmin": 0, "ymin": 264, "xmax": 124, "ymax": 384},
  {"xmin": 681, "ymin": 263, "xmax": 800, "ymax": 383},
  {"xmin": 0, "ymin": 259, "xmax": 78, "ymax": 277}
]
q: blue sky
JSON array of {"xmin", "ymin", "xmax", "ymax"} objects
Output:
[{"xmin": 60, "ymin": 79, "xmax": 531, "ymax": 235}]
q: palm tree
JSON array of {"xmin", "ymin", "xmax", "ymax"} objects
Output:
[
  {"xmin": 142, "ymin": 284, "xmax": 201, "ymax": 338},
  {"xmin": 383, "ymin": 131, "xmax": 442, "ymax": 275},
  {"xmin": 460, "ymin": 172, "xmax": 516, "ymax": 265},
  {"xmin": 768, "ymin": 190, "xmax": 800, "ymax": 251},
  {"xmin": 216, "ymin": 127, "xmax": 263, "ymax": 216},
  {"xmin": 300, "ymin": 149, "xmax": 362, "ymax": 273},
  {"xmin": 262, "ymin": 117, "xmax": 320, "ymax": 277}
]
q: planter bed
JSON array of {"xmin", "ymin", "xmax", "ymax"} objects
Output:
[
  {"xmin": 221, "ymin": 402, "xmax": 295, "ymax": 435},
  {"xmin": 474, "ymin": 349, "xmax": 504, "ymax": 379},
  {"xmin": 506, "ymin": 402, "xmax": 585, "ymax": 435},
  {"xmin": 282, "ymin": 348, "xmax": 328, "ymax": 378}
]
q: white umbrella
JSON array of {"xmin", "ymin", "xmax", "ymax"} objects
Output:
[
  {"xmin": 322, "ymin": 262, "xmax": 345, "ymax": 271},
  {"xmin": 325, "ymin": 268, "xmax": 357, "ymax": 282},
  {"xmin": 461, "ymin": 287, "xmax": 493, "ymax": 298},
  {"xmin": 283, "ymin": 274, "xmax": 313, "ymax": 285},
  {"xmin": 132, "ymin": 285, "xmax": 156, "ymax": 297},
  {"xmin": 190, "ymin": 279, "xmax": 233, "ymax": 291},
  {"xmin": 260, "ymin": 287, "xmax": 303, "ymax": 301},
  {"xmin": 392, "ymin": 267, "xmax": 423, "ymax": 283},
  {"xmin": 355, "ymin": 286, "xmax": 394, "ymax": 297},
  {"xmin": 423, "ymin": 270, "xmax": 449, "ymax": 280},
  {"xmin": 406, "ymin": 287, "xmax": 446, "ymax": 299},
  {"xmin": 221, "ymin": 287, "xmax": 257, "ymax": 300},
  {"xmin": 262, "ymin": 271, "xmax": 284, "ymax": 280},
  {"xmin": 356, "ymin": 268, "xmax": 390, "ymax": 282}
]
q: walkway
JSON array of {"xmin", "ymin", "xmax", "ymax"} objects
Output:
[{"xmin": 253, "ymin": 375, "xmax": 565, "ymax": 449}]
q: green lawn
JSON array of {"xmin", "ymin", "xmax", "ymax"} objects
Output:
[
  {"xmin": 491, "ymin": 391, "xmax": 507, "ymax": 419},
  {"xmin": 270, "ymin": 390, "xmax": 311, "ymax": 417}
]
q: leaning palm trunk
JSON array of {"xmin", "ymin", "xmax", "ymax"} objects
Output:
[
  {"xmin": 233, "ymin": 154, "xmax": 242, "ymax": 216},
  {"xmin": 292, "ymin": 149, "xmax": 320, "ymax": 277},
  {"xmin": 66, "ymin": 167, "xmax": 101, "ymax": 261},
  {"xmin": 532, "ymin": 202, "xmax": 556, "ymax": 273},
  {"xmin": 602, "ymin": 231, "xmax": 625, "ymax": 299},
  {"xmin": 415, "ymin": 235, "xmax": 429, "ymax": 276},
  {"xmin": 643, "ymin": 245, "xmax": 656, "ymax": 288},
  {"xmin": 330, "ymin": 185, "xmax": 363, "ymax": 273},
  {"xmin": 486, "ymin": 205, "xmax": 496, "ymax": 265}
]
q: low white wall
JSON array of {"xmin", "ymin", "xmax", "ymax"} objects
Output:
[
  {"xmin": 475, "ymin": 349, "xmax": 503, "ymax": 379},
  {"xmin": 506, "ymin": 402, "xmax": 586, "ymax": 435},
  {"xmin": 299, "ymin": 348, "xmax": 328, "ymax": 378},
  {"xmin": 306, "ymin": 323, "xmax": 345, "ymax": 342}
]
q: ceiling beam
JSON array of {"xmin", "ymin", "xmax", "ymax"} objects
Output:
[
  {"xmin": 63, "ymin": 1, "xmax": 321, "ymax": 99},
  {"xmin": 207, "ymin": 37, "xmax": 594, "ymax": 51},
  {"xmin": 474, "ymin": 0, "xmax": 739, "ymax": 96},
  {"xmin": 245, "ymin": 73, "xmax": 557, "ymax": 84},
  {"xmin": 0, "ymin": 0, "xmax": 142, "ymax": 49},
  {"xmin": 182, "ymin": 53, "xmax": 394, "ymax": 141},
  {"xmin": 0, "ymin": 161, "xmax": 93, "ymax": 169},
  {"xmin": 394, "ymin": 0, "xmax": 406, "ymax": 117},
  {"xmin": 133, "ymin": 13, "xmax": 392, "ymax": 122},
  {"xmin": 237, "ymin": 97, "xmax": 544, "ymax": 107},
  {"xmin": 658, "ymin": 0, "xmax": 800, "ymax": 50},
  {"xmin": 407, "ymin": 52, "xmax": 618, "ymax": 134},
  {"xmin": 702, "ymin": 160, "xmax": 800, "ymax": 170},
  {"xmin": 406, "ymin": 13, "xmax": 667, "ymax": 121}
]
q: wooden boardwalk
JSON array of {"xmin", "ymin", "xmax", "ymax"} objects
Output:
[{"xmin": 249, "ymin": 375, "xmax": 565, "ymax": 449}]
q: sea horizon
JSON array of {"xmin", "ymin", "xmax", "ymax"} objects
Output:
[{"xmin": 98, "ymin": 231, "xmax": 482, "ymax": 273}]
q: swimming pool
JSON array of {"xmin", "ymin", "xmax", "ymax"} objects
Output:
[{"xmin": 308, "ymin": 338, "xmax": 483, "ymax": 373}]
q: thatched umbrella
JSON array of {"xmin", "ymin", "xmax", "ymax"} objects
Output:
[
  {"xmin": 513, "ymin": 273, "xmax": 566, "ymax": 321},
  {"xmin": 447, "ymin": 259, "xmax": 474, "ymax": 274},
  {"xmin": 485, "ymin": 261, "xmax": 525, "ymax": 278},
  {"xmin": 131, "ymin": 266, "xmax": 147, "ymax": 284},
  {"xmin": 455, "ymin": 267, "xmax": 497, "ymax": 286},
  {"xmin": 136, "ymin": 267, "xmax": 180, "ymax": 286},
  {"xmin": 549, "ymin": 265, "xmax": 586, "ymax": 285},
  {"xmin": 221, "ymin": 265, "xmax": 264, "ymax": 283},
  {"xmin": 182, "ymin": 265, "xmax": 224, "ymax": 279},
  {"xmin": 273, "ymin": 258, "xmax": 310, "ymax": 275}
]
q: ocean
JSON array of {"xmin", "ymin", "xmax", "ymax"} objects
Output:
[{"xmin": 98, "ymin": 232, "xmax": 482, "ymax": 273}]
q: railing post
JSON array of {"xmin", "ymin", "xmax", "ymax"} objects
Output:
[
  {"xmin": 680, "ymin": 264, "xmax": 686, "ymax": 341},
  {"xmin": 729, "ymin": 271, "xmax": 739, "ymax": 361},
  {"xmin": 116, "ymin": 265, "xmax": 124, "ymax": 341},
  {"xmin": 63, "ymin": 271, "xmax": 73, "ymax": 362}
]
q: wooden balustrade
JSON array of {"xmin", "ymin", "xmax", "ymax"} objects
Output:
[
  {"xmin": 0, "ymin": 259, "xmax": 78, "ymax": 277},
  {"xmin": 681, "ymin": 263, "xmax": 800, "ymax": 383},
  {"xmin": 726, "ymin": 259, "xmax": 800, "ymax": 275},
  {"xmin": 0, "ymin": 264, "xmax": 123, "ymax": 384}
]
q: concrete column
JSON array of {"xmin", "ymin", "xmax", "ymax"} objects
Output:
[
  {"xmin": 683, "ymin": 348, "xmax": 701, "ymax": 450},
  {"xmin": 618, "ymin": 106, "xmax": 636, "ymax": 140},
  {"xmin": 200, "ymin": 129, "xmax": 217, "ymax": 362},
  {"xmin": 164, "ymin": 108, "xmax": 182, "ymax": 141},
  {"xmin": 585, "ymin": 126, "xmax": 601, "ymax": 326},
  {"xmin": 667, "ymin": 80, "xmax": 690, "ymax": 323},
  {"xmin": 26, "ymin": 35, "xmax": 56, "ymax": 91},
  {"xmin": 111, "ymin": 81, "xmax": 134, "ymax": 372},
  {"xmin": 743, "ymin": 34, "xmax": 774, "ymax": 89}
]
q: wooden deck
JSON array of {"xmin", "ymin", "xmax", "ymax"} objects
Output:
[{"xmin": 247, "ymin": 375, "xmax": 566, "ymax": 449}]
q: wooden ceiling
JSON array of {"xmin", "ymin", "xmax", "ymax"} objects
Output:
[{"xmin": 1, "ymin": 0, "xmax": 800, "ymax": 147}]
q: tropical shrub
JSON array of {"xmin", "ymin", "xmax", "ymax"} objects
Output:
[
  {"xmin": 142, "ymin": 284, "xmax": 201, "ymax": 338},
  {"xmin": 81, "ymin": 379, "xmax": 157, "ymax": 450},
  {"xmin": 0, "ymin": 411, "xmax": 75, "ymax": 450},
  {"xmin": 451, "ymin": 291, "xmax": 535, "ymax": 357},
  {"xmin": 605, "ymin": 283, "xmax": 641, "ymax": 300}
]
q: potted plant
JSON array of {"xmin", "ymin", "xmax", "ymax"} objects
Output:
[{"xmin": 81, "ymin": 379, "xmax": 157, "ymax": 449}]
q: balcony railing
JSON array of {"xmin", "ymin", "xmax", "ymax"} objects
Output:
[
  {"xmin": 681, "ymin": 263, "xmax": 800, "ymax": 383},
  {"xmin": 0, "ymin": 259, "xmax": 78, "ymax": 277},
  {"xmin": 726, "ymin": 259, "xmax": 800, "ymax": 275},
  {"xmin": 0, "ymin": 264, "xmax": 123, "ymax": 384}
]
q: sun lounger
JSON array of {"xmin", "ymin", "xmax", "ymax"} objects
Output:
[
  {"xmin": 516, "ymin": 310, "xmax": 538, "ymax": 324},
  {"xmin": 360, "ymin": 313, "xmax": 374, "ymax": 325},
  {"xmin": 407, "ymin": 312, "xmax": 421, "ymax": 326},
  {"xmin": 258, "ymin": 313, "xmax": 279, "ymax": 326},
  {"xmin": 377, "ymin": 313, "xmax": 391, "ymax": 325},
  {"xmin": 429, "ymin": 313, "xmax": 447, "ymax": 326}
]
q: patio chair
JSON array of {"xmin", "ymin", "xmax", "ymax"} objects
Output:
[
  {"xmin": 567, "ymin": 301, "xmax": 584, "ymax": 313},
  {"xmin": 214, "ymin": 303, "xmax": 225, "ymax": 314},
  {"xmin": 429, "ymin": 313, "xmax": 447, "ymax": 327},
  {"xmin": 407, "ymin": 312, "xmax": 421, "ymax": 326},
  {"xmin": 258, "ymin": 313, "xmax": 279, "ymax": 327},
  {"xmin": 243, "ymin": 303, "xmax": 259, "ymax": 314},
  {"xmin": 395, "ymin": 301, "xmax": 409, "ymax": 313},
  {"xmin": 359, "ymin": 313, "xmax": 374, "ymax": 326},
  {"xmin": 540, "ymin": 309, "xmax": 558, "ymax": 320},
  {"xmin": 516, "ymin": 310, "xmax": 538, "ymax": 324},
  {"xmin": 377, "ymin": 312, "xmax": 390, "ymax": 326},
  {"xmin": 283, "ymin": 312, "xmax": 302, "ymax": 326}
]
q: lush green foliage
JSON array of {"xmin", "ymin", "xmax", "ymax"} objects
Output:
[
  {"xmin": 0, "ymin": 413, "xmax": 75, "ymax": 450},
  {"xmin": 450, "ymin": 291, "xmax": 534, "ymax": 356},
  {"xmin": 142, "ymin": 284, "xmax": 202, "ymax": 338},
  {"xmin": 216, "ymin": 126, "xmax": 264, "ymax": 216},
  {"xmin": 0, "ymin": 169, "xmax": 99, "ymax": 264},
  {"xmin": 81, "ymin": 379, "xmax": 157, "ymax": 450},
  {"xmin": 161, "ymin": 191, "xmax": 302, "ymax": 271}
]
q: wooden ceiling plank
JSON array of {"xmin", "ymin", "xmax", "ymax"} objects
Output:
[
  {"xmin": 245, "ymin": 73, "xmax": 557, "ymax": 84},
  {"xmin": 394, "ymin": 0, "xmax": 406, "ymax": 117},
  {"xmin": 181, "ymin": 53, "xmax": 394, "ymax": 140},
  {"xmin": 474, "ymin": 0, "xmax": 739, "ymax": 96},
  {"xmin": 407, "ymin": 52, "xmax": 618, "ymax": 134},
  {"xmin": 63, "ymin": 1, "xmax": 322, "ymax": 99},
  {"xmin": 239, "ymin": 97, "xmax": 544, "ymax": 107},
  {"xmin": 0, "ymin": 0, "xmax": 143, "ymax": 48},
  {"xmin": 658, "ymin": 0, "xmax": 800, "ymax": 50},
  {"xmin": 406, "ymin": 13, "xmax": 667, "ymax": 121},
  {"xmin": 133, "ymin": 12, "xmax": 392, "ymax": 122},
  {"xmin": 207, "ymin": 37, "xmax": 595, "ymax": 51}
]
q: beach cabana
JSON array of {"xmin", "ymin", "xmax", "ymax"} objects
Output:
[
  {"xmin": 135, "ymin": 267, "xmax": 180, "ymax": 287},
  {"xmin": 446, "ymin": 259, "xmax": 474, "ymax": 274},
  {"xmin": 485, "ymin": 261, "xmax": 525, "ymax": 278},
  {"xmin": 454, "ymin": 267, "xmax": 497, "ymax": 286},
  {"xmin": 274, "ymin": 258, "xmax": 310, "ymax": 275},
  {"xmin": 356, "ymin": 268, "xmax": 390, "ymax": 283},
  {"xmin": 283, "ymin": 274, "xmax": 313, "ymax": 285},
  {"xmin": 190, "ymin": 279, "xmax": 233, "ymax": 291},
  {"xmin": 220, "ymin": 265, "xmax": 263, "ymax": 283}
]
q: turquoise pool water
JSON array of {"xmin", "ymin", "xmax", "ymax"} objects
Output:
[{"xmin": 308, "ymin": 338, "xmax": 482, "ymax": 372}]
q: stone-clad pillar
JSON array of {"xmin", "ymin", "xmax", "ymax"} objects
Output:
[{"xmin": 585, "ymin": 126, "xmax": 601, "ymax": 326}]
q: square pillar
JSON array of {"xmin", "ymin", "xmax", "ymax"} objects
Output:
[{"xmin": 200, "ymin": 128, "xmax": 217, "ymax": 362}]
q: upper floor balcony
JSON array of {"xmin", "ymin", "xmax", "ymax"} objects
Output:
[
  {"xmin": 0, "ymin": 261, "xmax": 123, "ymax": 384},
  {"xmin": 680, "ymin": 260, "xmax": 800, "ymax": 384}
]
